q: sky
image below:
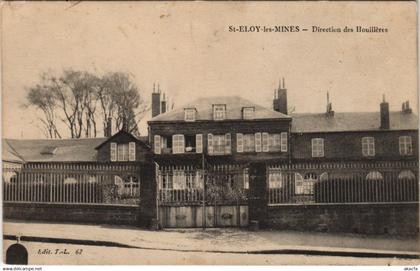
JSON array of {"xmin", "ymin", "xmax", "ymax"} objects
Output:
[{"xmin": 2, "ymin": 1, "xmax": 418, "ymax": 139}]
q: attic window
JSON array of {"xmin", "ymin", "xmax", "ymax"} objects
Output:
[
  {"xmin": 184, "ymin": 108, "xmax": 196, "ymax": 122},
  {"xmin": 242, "ymin": 107, "xmax": 255, "ymax": 120},
  {"xmin": 40, "ymin": 146, "xmax": 58, "ymax": 155},
  {"xmin": 213, "ymin": 104, "xmax": 226, "ymax": 120}
]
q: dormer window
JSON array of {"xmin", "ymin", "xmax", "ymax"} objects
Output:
[
  {"xmin": 184, "ymin": 108, "xmax": 196, "ymax": 122},
  {"xmin": 213, "ymin": 104, "xmax": 226, "ymax": 120},
  {"xmin": 242, "ymin": 107, "xmax": 255, "ymax": 120}
]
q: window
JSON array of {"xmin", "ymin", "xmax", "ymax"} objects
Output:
[
  {"xmin": 319, "ymin": 172, "xmax": 329, "ymax": 182},
  {"xmin": 269, "ymin": 172, "xmax": 284, "ymax": 189},
  {"xmin": 184, "ymin": 108, "xmax": 196, "ymax": 122},
  {"xmin": 243, "ymin": 169, "xmax": 249, "ymax": 189},
  {"xmin": 311, "ymin": 138, "xmax": 324, "ymax": 157},
  {"xmin": 161, "ymin": 172, "xmax": 173, "ymax": 189},
  {"xmin": 295, "ymin": 173, "xmax": 317, "ymax": 195},
  {"xmin": 173, "ymin": 170, "xmax": 186, "ymax": 189},
  {"xmin": 213, "ymin": 104, "xmax": 226, "ymax": 120},
  {"xmin": 111, "ymin": 142, "xmax": 117, "ymax": 161},
  {"xmin": 111, "ymin": 142, "xmax": 135, "ymax": 161},
  {"xmin": 196, "ymin": 134, "xmax": 203, "ymax": 153},
  {"xmin": 362, "ymin": 137, "xmax": 375, "ymax": 157},
  {"xmin": 236, "ymin": 133, "xmax": 244, "ymax": 153},
  {"xmin": 185, "ymin": 135, "xmax": 196, "ymax": 153},
  {"xmin": 243, "ymin": 134, "xmax": 255, "ymax": 152},
  {"xmin": 366, "ymin": 171, "xmax": 383, "ymax": 181},
  {"xmin": 255, "ymin": 133, "xmax": 262, "ymax": 152},
  {"xmin": 262, "ymin": 133, "xmax": 269, "ymax": 152},
  {"xmin": 154, "ymin": 135, "xmax": 161, "ymax": 154},
  {"xmin": 128, "ymin": 142, "xmax": 136, "ymax": 161},
  {"xmin": 399, "ymin": 136, "xmax": 413, "ymax": 155},
  {"xmin": 208, "ymin": 133, "xmax": 231, "ymax": 155},
  {"xmin": 280, "ymin": 132, "xmax": 288, "ymax": 152},
  {"xmin": 269, "ymin": 134, "xmax": 281, "ymax": 152},
  {"xmin": 242, "ymin": 107, "xmax": 255, "ymax": 120},
  {"xmin": 398, "ymin": 170, "xmax": 415, "ymax": 180},
  {"xmin": 172, "ymin": 134, "xmax": 185, "ymax": 154}
]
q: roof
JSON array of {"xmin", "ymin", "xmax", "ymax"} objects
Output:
[
  {"xmin": 2, "ymin": 139, "xmax": 25, "ymax": 163},
  {"xmin": 149, "ymin": 96, "xmax": 291, "ymax": 122},
  {"xmin": 3, "ymin": 138, "xmax": 107, "ymax": 162},
  {"xmin": 94, "ymin": 130, "xmax": 150, "ymax": 150},
  {"xmin": 291, "ymin": 111, "xmax": 418, "ymax": 133}
]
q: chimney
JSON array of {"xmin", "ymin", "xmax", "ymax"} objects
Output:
[
  {"xmin": 151, "ymin": 83, "xmax": 161, "ymax": 118},
  {"xmin": 273, "ymin": 77, "xmax": 288, "ymax": 115},
  {"xmin": 104, "ymin": 117, "xmax": 112, "ymax": 137},
  {"xmin": 325, "ymin": 92, "xmax": 334, "ymax": 117},
  {"xmin": 380, "ymin": 94, "xmax": 390, "ymax": 129},
  {"xmin": 122, "ymin": 116, "xmax": 128, "ymax": 132},
  {"xmin": 161, "ymin": 93, "xmax": 167, "ymax": 114},
  {"xmin": 402, "ymin": 100, "xmax": 412, "ymax": 114}
]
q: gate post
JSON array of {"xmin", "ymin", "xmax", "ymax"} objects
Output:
[
  {"xmin": 139, "ymin": 162, "xmax": 158, "ymax": 228},
  {"xmin": 248, "ymin": 162, "xmax": 268, "ymax": 229}
]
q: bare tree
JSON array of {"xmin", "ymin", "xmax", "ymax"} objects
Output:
[
  {"xmin": 25, "ymin": 69, "xmax": 149, "ymax": 139},
  {"xmin": 25, "ymin": 82, "xmax": 61, "ymax": 138}
]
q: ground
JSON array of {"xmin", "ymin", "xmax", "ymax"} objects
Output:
[
  {"xmin": 3, "ymin": 220, "xmax": 419, "ymax": 265},
  {"xmin": 3, "ymin": 240, "xmax": 419, "ymax": 265}
]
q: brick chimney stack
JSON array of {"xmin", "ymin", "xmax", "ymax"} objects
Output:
[
  {"xmin": 402, "ymin": 100, "xmax": 412, "ymax": 114},
  {"xmin": 325, "ymin": 91, "xmax": 334, "ymax": 117},
  {"xmin": 161, "ymin": 92, "xmax": 167, "ymax": 114},
  {"xmin": 380, "ymin": 94, "xmax": 390, "ymax": 129},
  {"xmin": 151, "ymin": 83, "xmax": 161, "ymax": 118},
  {"xmin": 104, "ymin": 117, "xmax": 112, "ymax": 137},
  {"xmin": 273, "ymin": 78, "xmax": 288, "ymax": 115}
]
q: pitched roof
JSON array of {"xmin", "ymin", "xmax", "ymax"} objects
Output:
[
  {"xmin": 291, "ymin": 111, "xmax": 418, "ymax": 133},
  {"xmin": 94, "ymin": 130, "xmax": 150, "ymax": 150},
  {"xmin": 149, "ymin": 96, "xmax": 290, "ymax": 122},
  {"xmin": 2, "ymin": 139, "xmax": 25, "ymax": 163},
  {"xmin": 3, "ymin": 138, "xmax": 107, "ymax": 162}
]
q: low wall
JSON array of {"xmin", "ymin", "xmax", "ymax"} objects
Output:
[
  {"xmin": 267, "ymin": 202, "xmax": 419, "ymax": 236},
  {"xmin": 3, "ymin": 202, "xmax": 141, "ymax": 226}
]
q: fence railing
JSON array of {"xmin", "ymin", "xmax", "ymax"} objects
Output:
[
  {"xmin": 267, "ymin": 163, "xmax": 419, "ymax": 205},
  {"xmin": 2, "ymin": 163, "xmax": 141, "ymax": 205},
  {"xmin": 157, "ymin": 164, "xmax": 249, "ymax": 205}
]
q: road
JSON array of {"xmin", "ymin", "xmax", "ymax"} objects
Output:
[{"xmin": 3, "ymin": 240, "xmax": 419, "ymax": 265}]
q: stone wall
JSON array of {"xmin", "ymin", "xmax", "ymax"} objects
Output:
[
  {"xmin": 267, "ymin": 203, "xmax": 419, "ymax": 236},
  {"xmin": 3, "ymin": 202, "xmax": 141, "ymax": 226}
]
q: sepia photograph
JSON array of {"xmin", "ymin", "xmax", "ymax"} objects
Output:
[{"xmin": 1, "ymin": 1, "xmax": 419, "ymax": 267}]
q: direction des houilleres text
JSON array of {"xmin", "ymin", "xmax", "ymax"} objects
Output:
[{"xmin": 228, "ymin": 25, "xmax": 388, "ymax": 33}]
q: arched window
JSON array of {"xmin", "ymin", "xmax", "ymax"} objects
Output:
[
  {"xmin": 366, "ymin": 171, "xmax": 383, "ymax": 181},
  {"xmin": 63, "ymin": 177, "xmax": 77, "ymax": 185},
  {"xmin": 398, "ymin": 170, "xmax": 415, "ymax": 180},
  {"xmin": 319, "ymin": 172, "xmax": 329, "ymax": 182}
]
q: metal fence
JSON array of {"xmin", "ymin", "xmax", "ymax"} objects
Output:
[
  {"xmin": 2, "ymin": 163, "xmax": 141, "ymax": 205},
  {"xmin": 157, "ymin": 164, "xmax": 249, "ymax": 205},
  {"xmin": 267, "ymin": 161, "xmax": 419, "ymax": 205}
]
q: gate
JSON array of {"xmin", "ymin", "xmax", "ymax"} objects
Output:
[{"xmin": 156, "ymin": 164, "xmax": 249, "ymax": 228}]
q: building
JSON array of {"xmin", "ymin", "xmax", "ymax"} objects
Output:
[
  {"xmin": 2, "ymin": 82, "xmax": 418, "ymax": 234},
  {"xmin": 148, "ymin": 83, "xmax": 418, "ymax": 232}
]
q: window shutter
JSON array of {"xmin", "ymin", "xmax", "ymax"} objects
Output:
[
  {"xmin": 262, "ymin": 132, "xmax": 269, "ymax": 152},
  {"xmin": 370, "ymin": 138, "xmax": 375, "ymax": 156},
  {"xmin": 129, "ymin": 142, "xmax": 136, "ymax": 161},
  {"xmin": 180, "ymin": 135, "xmax": 185, "ymax": 153},
  {"xmin": 255, "ymin": 133, "xmax": 262, "ymax": 152},
  {"xmin": 281, "ymin": 132, "xmax": 288, "ymax": 152},
  {"xmin": 225, "ymin": 133, "xmax": 231, "ymax": 154},
  {"xmin": 236, "ymin": 133, "xmax": 243, "ymax": 153},
  {"xmin": 110, "ymin": 143, "xmax": 117, "ymax": 161},
  {"xmin": 196, "ymin": 134, "xmax": 203, "ymax": 153},
  {"xmin": 207, "ymin": 134, "xmax": 213, "ymax": 154},
  {"xmin": 319, "ymin": 138, "xmax": 325, "ymax": 157},
  {"xmin": 154, "ymin": 135, "xmax": 161, "ymax": 154}
]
